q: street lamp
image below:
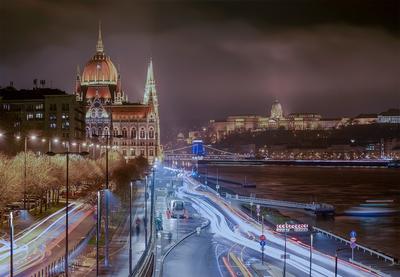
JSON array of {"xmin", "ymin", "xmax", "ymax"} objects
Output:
[
  {"xmin": 309, "ymin": 232, "xmax": 313, "ymax": 276},
  {"xmin": 335, "ymin": 248, "xmax": 347, "ymax": 277},
  {"xmin": 92, "ymin": 133, "xmax": 122, "ymax": 267},
  {"xmin": 96, "ymin": 190, "xmax": 101, "ymax": 277},
  {"xmin": 9, "ymin": 212, "xmax": 14, "ymax": 277},
  {"xmin": 129, "ymin": 181, "xmax": 133, "ymax": 275},
  {"xmin": 17, "ymin": 134, "xmax": 38, "ymax": 210},
  {"xmin": 46, "ymin": 147, "xmax": 89, "ymax": 277}
]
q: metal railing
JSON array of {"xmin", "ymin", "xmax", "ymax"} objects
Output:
[
  {"xmin": 313, "ymin": 226, "xmax": 397, "ymax": 264},
  {"xmin": 225, "ymin": 193, "xmax": 334, "ymax": 213}
]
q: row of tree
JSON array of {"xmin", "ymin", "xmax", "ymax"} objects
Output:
[{"xmin": 0, "ymin": 151, "xmax": 148, "ymax": 222}]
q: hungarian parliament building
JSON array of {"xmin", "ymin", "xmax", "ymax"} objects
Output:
[
  {"xmin": 204, "ymin": 100, "xmax": 400, "ymax": 142},
  {"xmin": 75, "ymin": 24, "xmax": 160, "ymax": 163}
]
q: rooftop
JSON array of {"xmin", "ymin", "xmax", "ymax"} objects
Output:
[
  {"xmin": 0, "ymin": 87, "xmax": 69, "ymax": 100},
  {"xmin": 379, "ymin": 109, "xmax": 400, "ymax": 116}
]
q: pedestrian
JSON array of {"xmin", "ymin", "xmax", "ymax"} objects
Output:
[{"xmin": 135, "ymin": 217, "xmax": 141, "ymax": 238}]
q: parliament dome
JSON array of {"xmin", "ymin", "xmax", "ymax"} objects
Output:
[
  {"xmin": 270, "ymin": 100, "xmax": 283, "ymax": 119},
  {"xmin": 81, "ymin": 53, "xmax": 118, "ymax": 85}
]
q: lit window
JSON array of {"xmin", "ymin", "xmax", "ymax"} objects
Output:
[
  {"xmin": 140, "ymin": 128, "xmax": 145, "ymax": 139},
  {"xmin": 35, "ymin": 112, "xmax": 43, "ymax": 119},
  {"xmin": 62, "ymin": 121, "xmax": 70, "ymax": 129},
  {"xmin": 149, "ymin": 128, "xmax": 154, "ymax": 139},
  {"xmin": 50, "ymin": 123, "xmax": 57, "ymax": 128},
  {"xmin": 27, "ymin": 113, "xmax": 34, "ymax": 120},
  {"xmin": 149, "ymin": 149, "xmax": 154, "ymax": 156},
  {"xmin": 35, "ymin": 104, "xmax": 43, "ymax": 110}
]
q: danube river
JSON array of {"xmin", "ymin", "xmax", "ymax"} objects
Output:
[{"xmin": 199, "ymin": 165, "xmax": 400, "ymax": 258}]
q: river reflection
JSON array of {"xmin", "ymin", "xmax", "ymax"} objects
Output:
[{"xmin": 199, "ymin": 165, "xmax": 400, "ymax": 258}]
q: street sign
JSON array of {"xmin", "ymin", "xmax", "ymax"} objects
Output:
[
  {"xmin": 350, "ymin": 242, "xmax": 356, "ymax": 249},
  {"xmin": 276, "ymin": 224, "xmax": 309, "ymax": 233},
  {"xmin": 260, "ymin": 240, "xmax": 266, "ymax": 247},
  {"xmin": 256, "ymin": 204, "xmax": 260, "ymax": 211},
  {"xmin": 216, "ymin": 184, "xmax": 220, "ymax": 190},
  {"xmin": 350, "ymin": 237, "xmax": 356, "ymax": 243},
  {"xmin": 350, "ymin": 231, "xmax": 357, "ymax": 238},
  {"xmin": 260, "ymin": 234, "xmax": 266, "ymax": 241}
]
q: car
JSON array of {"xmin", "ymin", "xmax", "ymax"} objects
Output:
[{"xmin": 169, "ymin": 199, "xmax": 185, "ymax": 218}]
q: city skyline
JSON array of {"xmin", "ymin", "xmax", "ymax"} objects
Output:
[{"xmin": 1, "ymin": 0, "xmax": 399, "ymax": 134}]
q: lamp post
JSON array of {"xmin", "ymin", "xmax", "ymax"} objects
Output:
[
  {"xmin": 96, "ymin": 190, "xmax": 101, "ymax": 277},
  {"xmin": 20, "ymin": 135, "xmax": 37, "ymax": 209},
  {"xmin": 309, "ymin": 233, "xmax": 313, "ymax": 276},
  {"xmin": 92, "ymin": 133, "xmax": 122, "ymax": 267},
  {"xmin": 283, "ymin": 222, "xmax": 287, "ymax": 277},
  {"xmin": 335, "ymin": 248, "xmax": 347, "ymax": 277},
  {"xmin": 46, "ymin": 147, "xmax": 89, "ymax": 277},
  {"xmin": 144, "ymin": 177, "xmax": 148, "ymax": 248},
  {"xmin": 150, "ymin": 167, "xmax": 156, "ymax": 237},
  {"xmin": 129, "ymin": 181, "xmax": 133, "ymax": 275},
  {"xmin": 9, "ymin": 212, "xmax": 14, "ymax": 277}
]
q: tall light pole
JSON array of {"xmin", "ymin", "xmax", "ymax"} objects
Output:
[
  {"xmin": 9, "ymin": 212, "xmax": 14, "ymax": 277},
  {"xmin": 144, "ymin": 177, "xmax": 148, "ymax": 248},
  {"xmin": 309, "ymin": 233, "xmax": 313, "ymax": 276},
  {"xmin": 47, "ymin": 147, "xmax": 89, "ymax": 277},
  {"xmin": 96, "ymin": 190, "xmax": 101, "ymax": 277},
  {"xmin": 283, "ymin": 222, "xmax": 287, "ymax": 277},
  {"xmin": 129, "ymin": 181, "xmax": 133, "ymax": 275},
  {"xmin": 335, "ymin": 248, "xmax": 346, "ymax": 277},
  {"xmin": 92, "ymin": 133, "xmax": 122, "ymax": 267},
  {"xmin": 150, "ymin": 167, "xmax": 156, "ymax": 237}
]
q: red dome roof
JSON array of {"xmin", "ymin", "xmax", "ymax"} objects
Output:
[{"xmin": 82, "ymin": 53, "xmax": 118, "ymax": 84}]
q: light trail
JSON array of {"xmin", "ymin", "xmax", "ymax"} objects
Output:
[
  {"xmin": 178, "ymin": 175, "xmax": 377, "ymax": 277},
  {"xmin": 0, "ymin": 202, "xmax": 90, "ymax": 276}
]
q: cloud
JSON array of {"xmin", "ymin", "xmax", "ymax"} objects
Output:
[{"xmin": 0, "ymin": 1, "xmax": 399, "ymax": 137}]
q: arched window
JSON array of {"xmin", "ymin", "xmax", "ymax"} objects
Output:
[
  {"xmin": 92, "ymin": 127, "xmax": 97, "ymax": 136},
  {"xmin": 98, "ymin": 127, "xmax": 102, "ymax": 136},
  {"xmin": 149, "ymin": 127, "xmax": 154, "ymax": 139},
  {"xmin": 122, "ymin": 128, "xmax": 128, "ymax": 138},
  {"xmin": 113, "ymin": 128, "xmax": 119, "ymax": 137},
  {"xmin": 140, "ymin": 127, "xmax": 146, "ymax": 139},
  {"xmin": 131, "ymin": 128, "xmax": 137, "ymax": 139},
  {"xmin": 86, "ymin": 127, "xmax": 90, "ymax": 138},
  {"xmin": 104, "ymin": 127, "xmax": 110, "ymax": 136}
]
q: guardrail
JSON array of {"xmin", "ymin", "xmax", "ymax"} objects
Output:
[
  {"xmin": 130, "ymin": 230, "xmax": 155, "ymax": 277},
  {"xmin": 313, "ymin": 226, "xmax": 397, "ymax": 264},
  {"xmin": 159, "ymin": 219, "xmax": 211, "ymax": 276},
  {"xmin": 225, "ymin": 193, "xmax": 334, "ymax": 214},
  {"xmin": 29, "ymin": 225, "xmax": 96, "ymax": 277}
]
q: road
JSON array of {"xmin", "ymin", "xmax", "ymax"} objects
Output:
[
  {"xmin": 0, "ymin": 202, "xmax": 95, "ymax": 277},
  {"xmin": 159, "ymin": 166, "xmax": 380, "ymax": 277}
]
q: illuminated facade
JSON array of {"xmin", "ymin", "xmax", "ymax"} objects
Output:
[
  {"xmin": 75, "ymin": 23, "xmax": 160, "ymax": 162},
  {"xmin": 207, "ymin": 100, "xmax": 358, "ymax": 142}
]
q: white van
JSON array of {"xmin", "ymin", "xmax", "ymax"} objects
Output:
[{"xmin": 169, "ymin": 199, "xmax": 185, "ymax": 218}]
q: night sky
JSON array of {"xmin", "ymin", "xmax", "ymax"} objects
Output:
[{"xmin": 1, "ymin": 0, "xmax": 399, "ymax": 139}]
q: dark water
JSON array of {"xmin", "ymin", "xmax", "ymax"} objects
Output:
[{"xmin": 200, "ymin": 165, "xmax": 400, "ymax": 258}]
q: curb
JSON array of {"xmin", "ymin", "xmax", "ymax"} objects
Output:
[{"xmin": 159, "ymin": 218, "xmax": 210, "ymax": 276}]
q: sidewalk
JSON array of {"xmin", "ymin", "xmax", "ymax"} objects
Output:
[
  {"xmin": 153, "ymin": 180, "xmax": 208, "ymax": 277},
  {"xmin": 72, "ymin": 184, "xmax": 149, "ymax": 277}
]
